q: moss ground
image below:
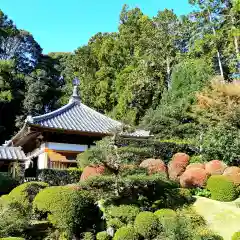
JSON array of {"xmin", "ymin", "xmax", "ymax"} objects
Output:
[{"xmin": 193, "ymin": 196, "xmax": 240, "ymax": 240}]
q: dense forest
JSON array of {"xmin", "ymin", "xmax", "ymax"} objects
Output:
[{"xmin": 0, "ymin": 0, "xmax": 240, "ymax": 156}]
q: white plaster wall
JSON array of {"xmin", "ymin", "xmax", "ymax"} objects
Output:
[{"xmin": 38, "ymin": 152, "xmax": 47, "ymax": 169}]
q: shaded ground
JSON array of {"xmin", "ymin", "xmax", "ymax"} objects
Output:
[{"xmin": 193, "ymin": 196, "xmax": 240, "ymax": 240}]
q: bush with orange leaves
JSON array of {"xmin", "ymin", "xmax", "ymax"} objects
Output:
[
  {"xmin": 140, "ymin": 158, "xmax": 167, "ymax": 175},
  {"xmin": 168, "ymin": 153, "xmax": 190, "ymax": 182},
  {"xmin": 80, "ymin": 165, "xmax": 105, "ymax": 181},
  {"xmin": 205, "ymin": 160, "xmax": 227, "ymax": 175},
  {"xmin": 186, "ymin": 163, "xmax": 205, "ymax": 171},
  {"xmin": 180, "ymin": 168, "xmax": 209, "ymax": 188},
  {"xmin": 223, "ymin": 167, "xmax": 240, "ymax": 186}
]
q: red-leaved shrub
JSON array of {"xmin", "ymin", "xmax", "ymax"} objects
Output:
[
  {"xmin": 180, "ymin": 168, "xmax": 209, "ymax": 188},
  {"xmin": 205, "ymin": 160, "xmax": 227, "ymax": 175},
  {"xmin": 223, "ymin": 166, "xmax": 240, "ymax": 176},
  {"xmin": 168, "ymin": 153, "xmax": 190, "ymax": 182},
  {"xmin": 223, "ymin": 167, "xmax": 240, "ymax": 186},
  {"xmin": 80, "ymin": 165, "xmax": 105, "ymax": 181},
  {"xmin": 139, "ymin": 158, "xmax": 166, "ymax": 175},
  {"xmin": 186, "ymin": 163, "xmax": 205, "ymax": 171}
]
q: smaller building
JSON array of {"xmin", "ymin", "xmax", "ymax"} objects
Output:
[{"xmin": 0, "ymin": 146, "xmax": 27, "ymax": 176}]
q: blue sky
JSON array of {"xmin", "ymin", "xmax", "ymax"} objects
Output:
[{"xmin": 1, "ymin": 0, "xmax": 193, "ymax": 54}]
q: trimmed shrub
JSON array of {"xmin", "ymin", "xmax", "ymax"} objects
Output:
[
  {"xmin": 207, "ymin": 175, "xmax": 237, "ymax": 201},
  {"xmin": 113, "ymin": 226, "xmax": 139, "ymax": 240},
  {"xmin": 0, "ymin": 173, "xmax": 18, "ymax": 196},
  {"xmin": 33, "ymin": 186, "xmax": 97, "ymax": 235},
  {"xmin": 205, "ymin": 160, "xmax": 227, "ymax": 175},
  {"xmin": 38, "ymin": 168, "xmax": 82, "ymax": 186},
  {"xmin": 197, "ymin": 227, "xmax": 223, "ymax": 240},
  {"xmin": 82, "ymin": 232, "xmax": 94, "ymax": 240},
  {"xmin": 6, "ymin": 182, "xmax": 49, "ymax": 209},
  {"xmin": 107, "ymin": 205, "xmax": 140, "ymax": 224},
  {"xmin": 168, "ymin": 153, "xmax": 190, "ymax": 181},
  {"xmin": 139, "ymin": 159, "xmax": 167, "ymax": 175},
  {"xmin": 186, "ymin": 163, "xmax": 205, "ymax": 170},
  {"xmin": 224, "ymin": 167, "xmax": 240, "ymax": 176},
  {"xmin": 232, "ymin": 231, "xmax": 240, "ymax": 240},
  {"xmin": 96, "ymin": 231, "xmax": 111, "ymax": 240},
  {"xmin": 134, "ymin": 211, "xmax": 160, "ymax": 239},
  {"xmin": 154, "ymin": 209, "xmax": 177, "ymax": 228},
  {"xmin": 79, "ymin": 174, "xmax": 176, "ymax": 205},
  {"xmin": 223, "ymin": 167, "xmax": 240, "ymax": 186},
  {"xmin": 180, "ymin": 168, "xmax": 209, "ymax": 188},
  {"xmin": 80, "ymin": 165, "xmax": 105, "ymax": 181},
  {"xmin": 107, "ymin": 218, "xmax": 125, "ymax": 230}
]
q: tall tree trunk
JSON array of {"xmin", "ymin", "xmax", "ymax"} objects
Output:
[
  {"xmin": 231, "ymin": 14, "xmax": 240, "ymax": 73},
  {"xmin": 208, "ymin": 8, "xmax": 224, "ymax": 78},
  {"xmin": 166, "ymin": 56, "xmax": 171, "ymax": 88}
]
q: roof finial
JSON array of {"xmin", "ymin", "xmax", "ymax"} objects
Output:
[{"xmin": 69, "ymin": 77, "xmax": 80, "ymax": 103}]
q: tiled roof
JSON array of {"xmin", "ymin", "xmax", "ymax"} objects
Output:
[
  {"xmin": 26, "ymin": 101, "xmax": 122, "ymax": 135},
  {"xmin": 0, "ymin": 147, "xmax": 27, "ymax": 160}
]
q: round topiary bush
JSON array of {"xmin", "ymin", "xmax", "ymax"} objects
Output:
[
  {"xmin": 80, "ymin": 165, "xmax": 105, "ymax": 181},
  {"xmin": 207, "ymin": 175, "xmax": 237, "ymax": 202},
  {"xmin": 113, "ymin": 226, "xmax": 139, "ymax": 240},
  {"xmin": 33, "ymin": 186, "xmax": 96, "ymax": 235},
  {"xmin": 223, "ymin": 167, "xmax": 240, "ymax": 186},
  {"xmin": 180, "ymin": 168, "xmax": 209, "ymax": 188},
  {"xmin": 186, "ymin": 163, "xmax": 205, "ymax": 171},
  {"xmin": 96, "ymin": 231, "xmax": 111, "ymax": 240},
  {"xmin": 154, "ymin": 208, "xmax": 176, "ymax": 220},
  {"xmin": 232, "ymin": 231, "xmax": 240, "ymax": 240},
  {"xmin": 134, "ymin": 211, "xmax": 160, "ymax": 239},
  {"xmin": 168, "ymin": 153, "xmax": 190, "ymax": 182},
  {"xmin": 139, "ymin": 158, "xmax": 166, "ymax": 175},
  {"xmin": 107, "ymin": 205, "xmax": 140, "ymax": 224},
  {"xmin": 205, "ymin": 160, "xmax": 227, "ymax": 175},
  {"xmin": 107, "ymin": 218, "xmax": 125, "ymax": 230},
  {"xmin": 154, "ymin": 208, "xmax": 177, "ymax": 228},
  {"xmin": 6, "ymin": 181, "xmax": 49, "ymax": 209}
]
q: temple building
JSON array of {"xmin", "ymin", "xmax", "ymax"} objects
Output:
[{"xmin": 3, "ymin": 81, "xmax": 150, "ymax": 173}]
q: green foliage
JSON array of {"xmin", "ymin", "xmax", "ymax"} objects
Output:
[
  {"xmin": 202, "ymin": 124, "xmax": 240, "ymax": 164},
  {"xmin": 82, "ymin": 232, "xmax": 95, "ymax": 240},
  {"xmin": 79, "ymin": 174, "xmax": 177, "ymax": 206},
  {"xmin": 6, "ymin": 182, "xmax": 49, "ymax": 209},
  {"xmin": 106, "ymin": 205, "xmax": 140, "ymax": 224},
  {"xmin": 154, "ymin": 208, "xmax": 176, "ymax": 221},
  {"xmin": 0, "ymin": 202, "xmax": 30, "ymax": 238},
  {"xmin": 191, "ymin": 188, "xmax": 211, "ymax": 198},
  {"xmin": 190, "ymin": 155, "xmax": 204, "ymax": 164},
  {"xmin": 0, "ymin": 173, "xmax": 18, "ymax": 196},
  {"xmin": 33, "ymin": 186, "xmax": 97, "ymax": 236},
  {"xmin": 113, "ymin": 226, "xmax": 139, "ymax": 240},
  {"xmin": 106, "ymin": 218, "xmax": 125, "ymax": 230},
  {"xmin": 207, "ymin": 175, "xmax": 237, "ymax": 202},
  {"xmin": 141, "ymin": 58, "xmax": 213, "ymax": 139},
  {"xmin": 232, "ymin": 232, "xmax": 240, "ymax": 240},
  {"xmin": 96, "ymin": 231, "xmax": 110, "ymax": 240},
  {"xmin": 134, "ymin": 211, "xmax": 160, "ymax": 239},
  {"xmin": 37, "ymin": 168, "xmax": 82, "ymax": 186}
]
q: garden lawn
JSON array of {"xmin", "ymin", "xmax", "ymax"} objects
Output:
[{"xmin": 193, "ymin": 196, "xmax": 240, "ymax": 240}]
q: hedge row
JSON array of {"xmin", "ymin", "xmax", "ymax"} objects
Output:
[
  {"xmin": 115, "ymin": 138, "xmax": 199, "ymax": 161},
  {"xmin": 37, "ymin": 168, "xmax": 82, "ymax": 186}
]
